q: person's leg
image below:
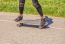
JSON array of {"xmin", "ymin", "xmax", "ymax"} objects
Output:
[
  {"xmin": 15, "ymin": 0, "xmax": 25, "ymax": 22},
  {"xmin": 32, "ymin": 0, "xmax": 45, "ymax": 29}
]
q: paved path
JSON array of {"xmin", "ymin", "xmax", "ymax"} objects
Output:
[{"xmin": 0, "ymin": 12, "xmax": 65, "ymax": 44}]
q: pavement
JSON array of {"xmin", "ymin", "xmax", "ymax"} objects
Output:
[{"xmin": 0, "ymin": 12, "xmax": 65, "ymax": 44}]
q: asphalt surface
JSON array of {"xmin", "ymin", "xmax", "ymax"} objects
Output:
[{"xmin": 0, "ymin": 12, "xmax": 65, "ymax": 44}]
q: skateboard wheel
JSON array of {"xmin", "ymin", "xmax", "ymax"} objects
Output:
[{"xmin": 17, "ymin": 23, "xmax": 23, "ymax": 27}]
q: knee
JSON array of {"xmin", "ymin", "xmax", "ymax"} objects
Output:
[
  {"xmin": 32, "ymin": 1, "xmax": 41, "ymax": 8},
  {"xmin": 19, "ymin": 2, "xmax": 25, "ymax": 7}
]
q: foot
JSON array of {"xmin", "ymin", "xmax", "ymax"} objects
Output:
[
  {"xmin": 15, "ymin": 16, "xmax": 23, "ymax": 22},
  {"xmin": 39, "ymin": 18, "xmax": 46, "ymax": 29}
]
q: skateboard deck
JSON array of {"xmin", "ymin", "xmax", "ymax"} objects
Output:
[{"xmin": 17, "ymin": 19, "xmax": 41, "ymax": 27}]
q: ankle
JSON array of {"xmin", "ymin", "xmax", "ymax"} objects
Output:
[
  {"xmin": 20, "ymin": 14, "xmax": 23, "ymax": 17},
  {"xmin": 41, "ymin": 16, "xmax": 45, "ymax": 19}
]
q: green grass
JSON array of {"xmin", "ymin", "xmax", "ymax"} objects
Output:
[{"xmin": 0, "ymin": 0, "xmax": 65, "ymax": 17}]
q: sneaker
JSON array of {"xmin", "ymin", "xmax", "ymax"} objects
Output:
[
  {"xmin": 15, "ymin": 16, "xmax": 23, "ymax": 22},
  {"xmin": 39, "ymin": 18, "xmax": 46, "ymax": 29}
]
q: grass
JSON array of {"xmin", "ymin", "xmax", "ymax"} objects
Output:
[{"xmin": 0, "ymin": 0, "xmax": 65, "ymax": 17}]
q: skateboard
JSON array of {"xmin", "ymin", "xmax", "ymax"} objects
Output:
[{"xmin": 17, "ymin": 19, "xmax": 46, "ymax": 28}]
